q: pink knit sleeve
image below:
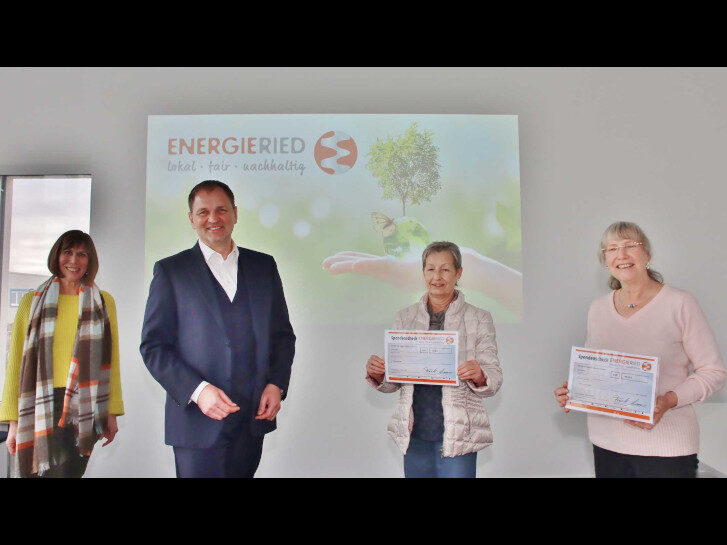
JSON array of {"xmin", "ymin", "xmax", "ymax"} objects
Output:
[{"xmin": 671, "ymin": 292, "xmax": 727, "ymax": 408}]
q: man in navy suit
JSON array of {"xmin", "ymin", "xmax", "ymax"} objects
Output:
[{"xmin": 140, "ymin": 180, "xmax": 295, "ymax": 478}]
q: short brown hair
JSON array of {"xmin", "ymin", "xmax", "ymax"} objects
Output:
[
  {"xmin": 188, "ymin": 180, "xmax": 235, "ymax": 211},
  {"xmin": 421, "ymin": 241, "xmax": 462, "ymax": 270},
  {"xmin": 47, "ymin": 230, "xmax": 99, "ymax": 285}
]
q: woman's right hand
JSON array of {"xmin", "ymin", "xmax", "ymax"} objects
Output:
[
  {"xmin": 6, "ymin": 421, "xmax": 18, "ymax": 455},
  {"xmin": 554, "ymin": 381, "xmax": 570, "ymax": 413},
  {"xmin": 366, "ymin": 355, "xmax": 386, "ymax": 383}
]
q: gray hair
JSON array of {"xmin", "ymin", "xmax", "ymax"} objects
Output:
[
  {"xmin": 421, "ymin": 241, "xmax": 462, "ymax": 270},
  {"xmin": 598, "ymin": 221, "xmax": 663, "ymax": 290}
]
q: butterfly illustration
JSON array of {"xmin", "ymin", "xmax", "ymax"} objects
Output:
[{"xmin": 371, "ymin": 212, "xmax": 396, "ymax": 237}]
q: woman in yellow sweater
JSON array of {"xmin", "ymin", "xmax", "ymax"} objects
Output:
[{"xmin": 0, "ymin": 230, "xmax": 123, "ymax": 477}]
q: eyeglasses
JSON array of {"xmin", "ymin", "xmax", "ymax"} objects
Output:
[{"xmin": 601, "ymin": 242, "xmax": 643, "ymax": 255}]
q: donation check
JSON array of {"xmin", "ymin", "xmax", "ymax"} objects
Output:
[
  {"xmin": 385, "ymin": 330, "xmax": 459, "ymax": 386},
  {"xmin": 566, "ymin": 346, "xmax": 659, "ymax": 423}
]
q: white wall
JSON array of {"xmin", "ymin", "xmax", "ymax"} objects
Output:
[{"xmin": 1, "ymin": 67, "xmax": 726, "ymax": 477}]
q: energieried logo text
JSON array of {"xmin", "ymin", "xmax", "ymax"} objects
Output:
[{"xmin": 167, "ymin": 136, "xmax": 306, "ymax": 175}]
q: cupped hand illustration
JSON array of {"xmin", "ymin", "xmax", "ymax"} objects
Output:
[
  {"xmin": 322, "ymin": 251, "xmax": 423, "ymax": 292},
  {"xmin": 322, "ymin": 247, "xmax": 523, "ymax": 315}
]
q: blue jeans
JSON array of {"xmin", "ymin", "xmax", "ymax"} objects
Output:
[{"xmin": 403, "ymin": 437, "xmax": 477, "ymax": 478}]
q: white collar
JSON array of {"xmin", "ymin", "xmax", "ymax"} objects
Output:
[{"xmin": 198, "ymin": 239, "xmax": 239, "ymax": 263}]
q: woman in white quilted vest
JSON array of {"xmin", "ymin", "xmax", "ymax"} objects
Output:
[{"xmin": 365, "ymin": 241, "xmax": 503, "ymax": 478}]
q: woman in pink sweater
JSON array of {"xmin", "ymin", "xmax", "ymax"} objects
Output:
[{"xmin": 555, "ymin": 221, "xmax": 726, "ymax": 477}]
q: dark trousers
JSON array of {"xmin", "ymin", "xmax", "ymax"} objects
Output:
[
  {"xmin": 30, "ymin": 388, "xmax": 91, "ymax": 478},
  {"xmin": 593, "ymin": 444, "xmax": 698, "ymax": 478},
  {"xmin": 173, "ymin": 399, "xmax": 264, "ymax": 478}
]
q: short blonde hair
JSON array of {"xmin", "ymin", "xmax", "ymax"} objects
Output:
[{"xmin": 598, "ymin": 221, "xmax": 663, "ymax": 290}]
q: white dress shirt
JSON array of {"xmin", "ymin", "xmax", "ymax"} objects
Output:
[
  {"xmin": 190, "ymin": 239, "xmax": 240, "ymax": 404},
  {"xmin": 198, "ymin": 238, "xmax": 239, "ymax": 302}
]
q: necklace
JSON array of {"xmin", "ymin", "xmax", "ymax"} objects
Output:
[{"xmin": 618, "ymin": 290, "xmax": 640, "ymax": 309}]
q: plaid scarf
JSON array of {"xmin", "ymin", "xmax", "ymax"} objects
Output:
[{"xmin": 15, "ymin": 277, "xmax": 111, "ymax": 477}]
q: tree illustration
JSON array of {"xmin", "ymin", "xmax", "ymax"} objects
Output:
[{"xmin": 367, "ymin": 122, "xmax": 442, "ymax": 216}]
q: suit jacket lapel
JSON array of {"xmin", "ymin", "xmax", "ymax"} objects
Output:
[
  {"xmin": 237, "ymin": 250, "xmax": 263, "ymax": 352},
  {"xmin": 187, "ymin": 242, "xmax": 228, "ymax": 339}
]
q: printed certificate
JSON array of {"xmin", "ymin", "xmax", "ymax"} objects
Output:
[
  {"xmin": 385, "ymin": 330, "xmax": 459, "ymax": 386},
  {"xmin": 566, "ymin": 346, "xmax": 659, "ymax": 423}
]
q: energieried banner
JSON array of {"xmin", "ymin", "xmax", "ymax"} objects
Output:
[{"xmin": 145, "ymin": 115, "xmax": 522, "ymax": 324}]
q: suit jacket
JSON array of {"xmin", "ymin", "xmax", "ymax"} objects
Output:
[{"xmin": 140, "ymin": 243, "xmax": 295, "ymax": 448}]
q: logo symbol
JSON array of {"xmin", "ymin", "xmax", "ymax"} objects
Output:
[
  {"xmin": 314, "ymin": 131, "xmax": 358, "ymax": 175},
  {"xmin": 642, "ymin": 363, "xmax": 651, "ymax": 371},
  {"xmin": 446, "ymin": 337, "xmax": 454, "ymax": 344}
]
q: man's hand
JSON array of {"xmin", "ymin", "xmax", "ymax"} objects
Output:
[
  {"xmin": 5, "ymin": 421, "xmax": 17, "ymax": 455},
  {"xmin": 457, "ymin": 360, "xmax": 486, "ymax": 386},
  {"xmin": 99, "ymin": 414, "xmax": 119, "ymax": 446},
  {"xmin": 197, "ymin": 384, "xmax": 240, "ymax": 420},
  {"xmin": 255, "ymin": 384, "xmax": 282, "ymax": 421}
]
